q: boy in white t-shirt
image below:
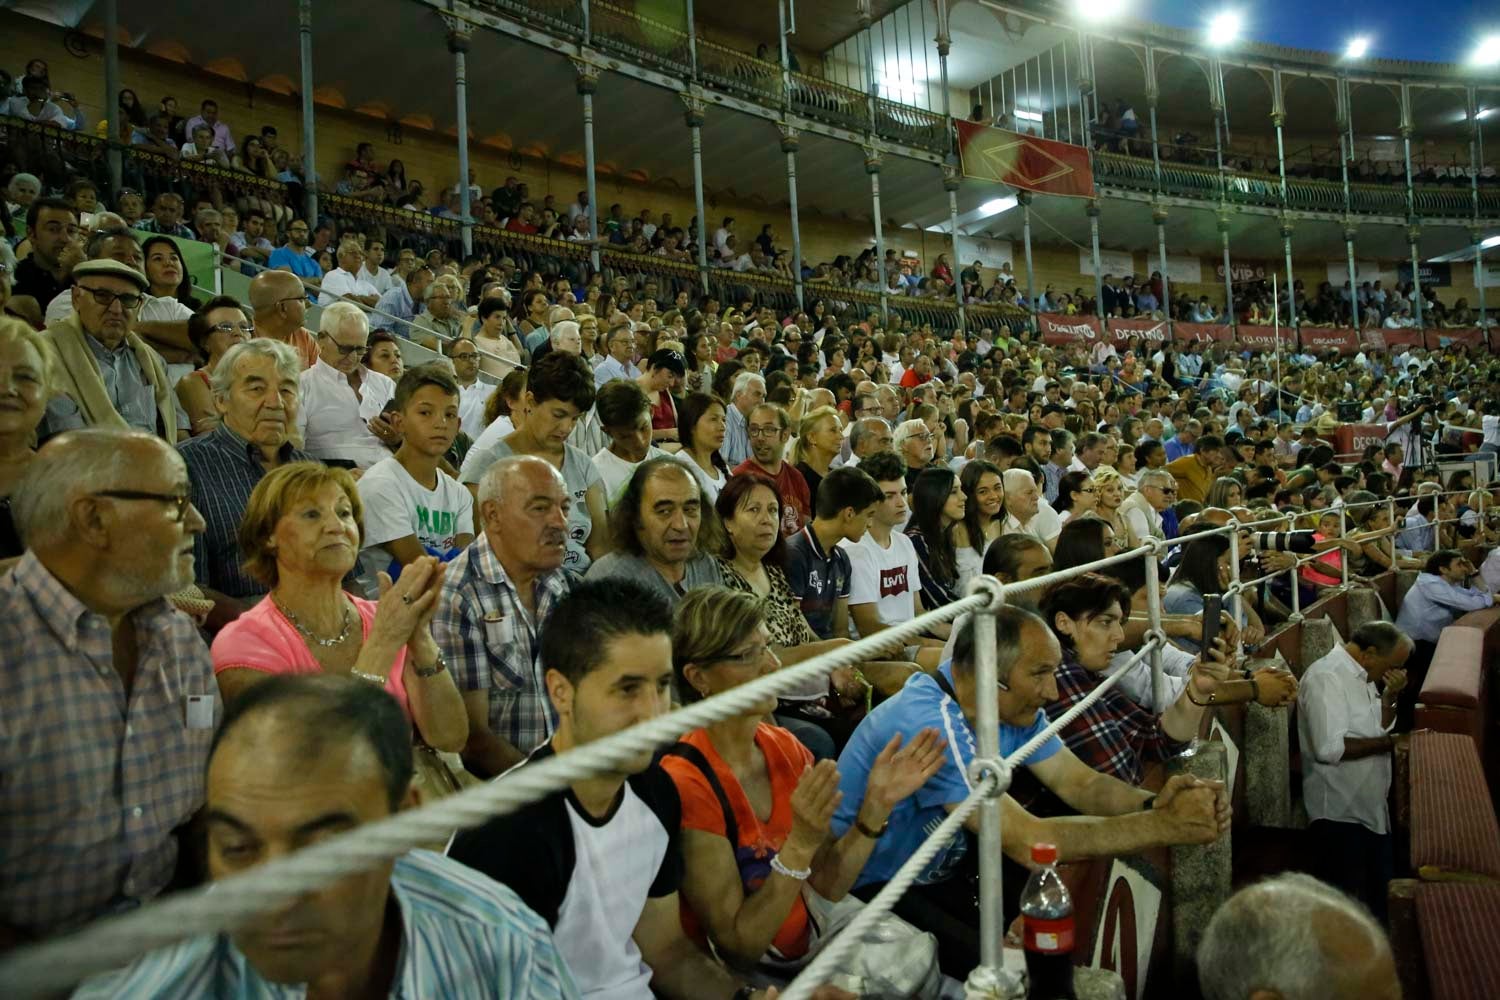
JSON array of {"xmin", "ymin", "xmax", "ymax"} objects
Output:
[
  {"xmin": 840, "ymin": 452, "xmax": 947, "ymax": 672},
  {"xmin": 590, "ymin": 380, "xmax": 667, "ymax": 509},
  {"xmin": 357, "ymin": 364, "xmax": 476, "ymax": 579}
]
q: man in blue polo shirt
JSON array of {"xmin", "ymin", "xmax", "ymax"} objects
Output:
[
  {"xmin": 267, "ymin": 218, "xmax": 322, "ymax": 300},
  {"xmin": 832, "ymin": 605, "xmax": 1231, "ymax": 977},
  {"xmin": 785, "ymin": 466, "xmax": 884, "ymax": 639}
]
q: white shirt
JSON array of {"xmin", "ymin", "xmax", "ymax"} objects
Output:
[
  {"xmin": 457, "ymin": 379, "xmax": 493, "ymax": 440},
  {"xmin": 593, "ymin": 445, "xmax": 668, "ymax": 509},
  {"xmin": 468, "ymin": 415, "xmax": 515, "ymax": 460},
  {"xmin": 318, "ymin": 267, "xmax": 380, "ymax": 308},
  {"xmin": 1004, "ymin": 498, "xmax": 1063, "ymax": 546},
  {"xmin": 296, "ymin": 360, "xmax": 396, "ymax": 468},
  {"xmin": 1297, "ymin": 644, "xmax": 1395, "ymax": 835},
  {"xmin": 1483, "ymin": 414, "xmax": 1500, "ymax": 448},
  {"xmin": 359, "ymin": 262, "xmax": 395, "ymax": 294},
  {"xmin": 842, "ymin": 529, "xmax": 922, "ymax": 634},
  {"xmin": 1103, "ymin": 641, "xmax": 1197, "ymax": 714},
  {"xmin": 44, "ymin": 290, "xmax": 193, "ymax": 327},
  {"xmin": 356, "ymin": 456, "xmax": 473, "ymax": 574},
  {"xmin": 1482, "ymin": 549, "xmax": 1500, "ymax": 594},
  {"xmin": 669, "ymin": 449, "xmax": 726, "ymax": 505}
]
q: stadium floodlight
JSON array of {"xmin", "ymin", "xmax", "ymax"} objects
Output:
[
  {"xmin": 1474, "ymin": 35, "xmax": 1500, "ymax": 66},
  {"xmin": 1072, "ymin": 0, "xmax": 1128, "ymax": 22},
  {"xmin": 1013, "ymin": 109, "xmax": 1044, "ymax": 122},
  {"xmin": 1207, "ymin": 11, "xmax": 1241, "ymax": 48},
  {"xmin": 979, "ymin": 197, "xmax": 1018, "ymax": 216},
  {"xmin": 1481, "ymin": 234, "xmax": 1500, "ymax": 250},
  {"xmin": 1478, "ymin": 108, "xmax": 1495, "ymax": 120},
  {"xmin": 1344, "ymin": 37, "xmax": 1369, "ymax": 60}
]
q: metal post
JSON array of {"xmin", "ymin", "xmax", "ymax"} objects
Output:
[
  {"xmin": 1218, "ymin": 211, "xmax": 1236, "ymax": 330},
  {"xmin": 577, "ymin": 62, "xmax": 602, "ymax": 274},
  {"xmin": 971, "ymin": 594, "xmax": 1002, "ymax": 981},
  {"xmin": 1144, "ymin": 543, "xmax": 1167, "ymax": 716},
  {"xmin": 1479, "ymin": 228, "xmax": 1491, "ymax": 335},
  {"xmin": 1087, "ymin": 201, "xmax": 1106, "ymax": 329},
  {"xmin": 943, "ymin": 167, "xmax": 966, "ymax": 331},
  {"xmin": 1154, "ymin": 204, "xmax": 1171, "ymax": 330},
  {"xmin": 685, "ymin": 0, "xmax": 698, "ymax": 79},
  {"xmin": 581, "ymin": 0, "xmax": 590, "ymax": 46},
  {"xmin": 1148, "ymin": 102, "xmax": 1163, "ymax": 194},
  {"xmin": 1282, "ymin": 219, "xmax": 1297, "ymax": 336},
  {"xmin": 1228, "ymin": 527, "xmax": 1245, "ymax": 659},
  {"xmin": 298, "ymin": 0, "xmax": 318, "ymax": 223},
  {"xmin": 103, "ymin": 0, "xmax": 122, "ymax": 192},
  {"xmin": 1408, "ymin": 224, "xmax": 1424, "ymax": 331},
  {"xmin": 777, "ymin": 0, "xmax": 792, "ymax": 113},
  {"xmin": 783, "ymin": 125, "xmax": 805, "ymax": 310},
  {"xmin": 1400, "ymin": 82, "xmax": 1424, "ymax": 329},
  {"xmin": 1339, "ymin": 505, "xmax": 1350, "ymax": 587},
  {"xmin": 867, "ymin": 148, "xmax": 889, "ymax": 325},
  {"xmin": 683, "ymin": 95, "xmax": 710, "ymax": 294},
  {"xmin": 1020, "ymin": 191, "xmax": 1037, "ymax": 333},
  {"xmin": 1271, "ymin": 70, "xmax": 1288, "ymax": 207},
  {"xmin": 1345, "ymin": 223, "xmax": 1360, "ymax": 330},
  {"xmin": 1471, "ymin": 86, "xmax": 1489, "ymax": 334},
  {"xmin": 448, "ymin": 16, "xmax": 473, "ymax": 257}
]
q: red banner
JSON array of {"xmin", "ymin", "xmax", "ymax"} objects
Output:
[
  {"xmin": 1380, "ymin": 327, "xmax": 1426, "ymax": 350},
  {"xmin": 955, "ymin": 120, "xmax": 1096, "ymax": 198},
  {"xmin": 1037, "ymin": 313, "xmax": 1101, "ymax": 345},
  {"xmin": 1428, "ymin": 326, "xmax": 1485, "ymax": 349},
  {"xmin": 1298, "ymin": 327, "xmax": 1360, "ymax": 355},
  {"xmin": 1173, "ymin": 322, "xmax": 1234, "ymax": 345},
  {"xmin": 1332, "ymin": 424, "xmax": 1389, "ymax": 457},
  {"xmin": 1233, "ymin": 326, "xmax": 1284, "ymax": 351},
  {"xmin": 1358, "ymin": 329, "xmax": 1387, "ymax": 352},
  {"xmin": 1105, "ymin": 317, "xmax": 1170, "ymax": 348}
]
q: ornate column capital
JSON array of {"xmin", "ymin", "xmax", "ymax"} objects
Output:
[
  {"xmin": 941, "ymin": 164, "xmax": 961, "ymax": 192},
  {"xmin": 571, "ymin": 58, "xmax": 600, "ymax": 95},
  {"xmin": 1085, "ymin": 200, "xmax": 1101, "ymax": 218},
  {"xmin": 778, "ymin": 123, "xmax": 800, "ymax": 153},
  {"xmin": 1270, "ymin": 111, "xmax": 1284, "ymax": 128},
  {"xmin": 679, "ymin": 93, "xmax": 706, "ymax": 128},
  {"xmin": 1406, "ymin": 223, "xmax": 1422, "ymax": 243},
  {"xmin": 1151, "ymin": 202, "xmax": 1168, "ymax": 225},
  {"xmin": 862, "ymin": 146, "xmax": 883, "ymax": 174},
  {"xmin": 440, "ymin": 12, "xmax": 472, "ymax": 54},
  {"xmin": 1017, "ymin": 190, "xmax": 1034, "ymax": 207}
]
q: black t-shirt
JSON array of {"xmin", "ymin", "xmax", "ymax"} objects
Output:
[
  {"xmin": 12, "ymin": 256, "xmax": 68, "ymax": 306},
  {"xmin": 448, "ymin": 741, "xmax": 683, "ymax": 928}
]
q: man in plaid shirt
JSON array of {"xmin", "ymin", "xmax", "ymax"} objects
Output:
[
  {"xmin": 434, "ymin": 455, "xmax": 577, "ymax": 779},
  {"xmin": 0, "ymin": 429, "xmax": 219, "ymax": 942}
]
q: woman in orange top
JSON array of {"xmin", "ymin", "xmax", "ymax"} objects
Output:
[{"xmin": 663, "ymin": 587, "xmax": 943, "ymax": 971}]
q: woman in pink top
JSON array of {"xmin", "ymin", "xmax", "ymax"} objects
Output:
[{"xmin": 211, "ymin": 462, "xmax": 468, "ymax": 752}]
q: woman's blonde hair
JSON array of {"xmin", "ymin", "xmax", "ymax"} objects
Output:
[
  {"xmin": 0, "ymin": 316, "xmax": 55, "ymax": 396},
  {"xmin": 790, "ymin": 405, "xmax": 840, "ymax": 466},
  {"xmin": 239, "ymin": 461, "xmax": 363, "ymax": 587},
  {"xmin": 1090, "ymin": 465, "xmax": 1124, "ymax": 499},
  {"xmin": 670, "ymin": 586, "xmax": 770, "ymax": 703}
]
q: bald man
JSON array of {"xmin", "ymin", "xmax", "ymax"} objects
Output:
[
  {"xmin": 1197, "ymin": 873, "xmax": 1399, "ymax": 1000},
  {"xmin": 247, "ymin": 269, "xmax": 319, "ymax": 368}
]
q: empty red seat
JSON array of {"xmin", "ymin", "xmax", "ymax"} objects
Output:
[
  {"xmin": 1417, "ymin": 882, "xmax": 1500, "ymax": 1000},
  {"xmin": 1408, "ymin": 731, "xmax": 1500, "ymax": 880},
  {"xmin": 1416, "ymin": 627, "xmax": 1487, "ymax": 754}
]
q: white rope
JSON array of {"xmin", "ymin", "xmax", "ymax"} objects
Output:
[{"xmin": 0, "ymin": 593, "xmax": 987, "ymax": 996}]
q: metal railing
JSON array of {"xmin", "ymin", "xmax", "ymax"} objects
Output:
[{"xmin": 590, "ymin": 0, "xmax": 693, "ymax": 73}]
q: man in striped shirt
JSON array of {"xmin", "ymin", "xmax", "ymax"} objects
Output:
[{"xmin": 72, "ymin": 676, "xmax": 578, "ymax": 998}]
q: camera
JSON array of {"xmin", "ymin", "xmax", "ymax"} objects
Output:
[
  {"xmin": 1250, "ymin": 531, "xmax": 1316, "ymax": 555},
  {"xmin": 1405, "ymin": 396, "xmax": 1433, "ymax": 415}
]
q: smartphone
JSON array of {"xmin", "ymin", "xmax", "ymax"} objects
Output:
[{"xmin": 1201, "ymin": 594, "xmax": 1223, "ymax": 653}]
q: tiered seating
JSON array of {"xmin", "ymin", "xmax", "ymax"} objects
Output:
[
  {"xmin": 1416, "ymin": 627, "xmax": 1488, "ymax": 757},
  {"xmin": 1405, "ymin": 731, "xmax": 1500, "ymax": 883}
]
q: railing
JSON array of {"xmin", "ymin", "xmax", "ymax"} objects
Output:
[
  {"xmin": 470, "ymin": 0, "xmax": 584, "ymax": 38},
  {"xmin": 696, "ymin": 37, "xmax": 782, "ymax": 106},
  {"xmin": 1094, "ymin": 150, "xmax": 1500, "ymax": 220},
  {"xmin": 873, "ymin": 96, "xmax": 950, "ymax": 153},
  {"xmin": 787, "ymin": 71, "xmax": 871, "ymax": 136},
  {"xmin": 590, "ymin": 0, "xmax": 693, "ymax": 74}
]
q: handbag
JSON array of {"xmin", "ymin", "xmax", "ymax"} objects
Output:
[
  {"xmin": 663, "ymin": 742, "xmax": 941, "ymax": 999},
  {"xmin": 410, "ymin": 742, "xmax": 477, "ymax": 850}
]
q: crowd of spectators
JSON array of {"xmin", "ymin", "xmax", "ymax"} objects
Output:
[{"xmin": 2, "ymin": 48, "xmax": 1500, "ymax": 1000}]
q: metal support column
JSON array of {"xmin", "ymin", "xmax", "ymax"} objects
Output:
[
  {"xmin": 867, "ymin": 148, "xmax": 889, "ymax": 324},
  {"xmin": 1154, "ymin": 204, "xmax": 1171, "ymax": 330},
  {"xmin": 943, "ymin": 166, "xmax": 967, "ymax": 331},
  {"xmin": 1469, "ymin": 85, "xmax": 1489, "ymax": 333},
  {"xmin": 783, "ymin": 125, "xmax": 805, "ymax": 310},
  {"xmin": 1020, "ymin": 191, "xmax": 1036, "ymax": 332},
  {"xmin": 447, "ymin": 13, "xmax": 473, "ymax": 257},
  {"xmin": 1281, "ymin": 218, "xmax": 1297, "ymax": 336},
  {"xmin": 298, "ymin": 0, "xmax": 318, "ymax": 222},
  {"xmin": 1478, "ymin": 227, "xmax": 1490, "ymax": 336},
  {"xmin": 1344, "ymin": 223, "xmax": 1360, "ymax": 331},
  {"xmin": 1400, "ymin": 83, "xmax": 1424, "ymax": 328},
  {"xmin": 1217, "ymin": 210, "xmax": 1236, "ymax": 329},
  {"xmin": 685, "ymin": 0, "xmax": 698, "ymax": 79},
  {"xmin": 103, "ymin": 0, "xmax": 122, "ymax": 191},
  {"xmin": 1144, "ymin": 46, "xmax": 1162, "ymax": 195},
  {"xmin": 1408, "ymin": 223, "xmax": 1424, "ymax": 330},
  {"xmin": 1143, "ymin": 543, "xmax": 1167, "ymax": 720},
  {"xmin": 576, "ymin": 60, "xmax": 602, "ymax": 275},
  {"xmin": 1087, "ymin": 201, "xmax": 1106, "ymax": 330},
  {"xmin": 1210, "ymin": 59, "xmax": 1227, "ymax": 201},
  {"xmin": 1271, "ymin": 70, "xmax": 1288, "ymax": 207},
  {"xmin": 1338, "ymin": 76, "xmax": 1360, "ymax": 330},
  {"xmin": 682, "ymin": 95, "xmax": 710, "ymax": 293}
]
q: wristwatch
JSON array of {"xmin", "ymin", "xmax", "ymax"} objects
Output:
[
  {"xmin": 411, "ymin": 654, "xmax": 448, "ymax": 679},
  {"xmin": 854, "ymin": 814, "xmax": 889, "ymax": 839}
]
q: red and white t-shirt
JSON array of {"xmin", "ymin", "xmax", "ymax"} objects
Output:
[{"xmin": 842, "ymin": 529, "xmax": 922, "ymax": 635}]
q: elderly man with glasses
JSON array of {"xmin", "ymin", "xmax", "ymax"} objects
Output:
[
  {"xmin": 0, "ymin": 427, "xmax": 217, "ymax": 943},
  {"xmin": 296, "ymin": 302, "xmax": 398, "ymax": 469},
  {"xmin": 39, "ymin": 258, "xmax": 179, "ymax": 443},
  {"xmin": 1121, "ymin": 469, "xmax": 1177, "ymax": 547},
  {"xmin": 246, "ymin": 269, "xmax": 319, "ymax": 369},
  {"xmin": 317, "ymin": 239, "xmax": 381, "ymax": 309}
]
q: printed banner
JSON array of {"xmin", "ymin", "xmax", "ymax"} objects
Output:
[
  {"xmin": 1398, "ymin": 261, "xmax": 1452, "ymax": 287},
  {"xmin": 953, "ymin": 235, "xmax": 1014, "ymax": 272},
  {"xmin": 1037, "ymin": 312, "xmax": 1102, "ymax": 345},
  {"xmin": 1298, "ymin": 326, "xmax": 1360, "ymax": 355},
  {"xmin": 1106, "ymin": 317, "xmax": 1170, "ymax": 347},
  {"xmin": 955, "ymin": 120, "xmax": 1096, "ymax": 198},
  {"xmin": 1428, "ymin": 326, "xmax": 1486, "ymax": 349},
  {"xmin": 1079, "ymin": 248, "xmax": 1136, "ymax": 279},
  {"xmin": 1233, "ymin": 326, "xmax": 1284, "ymax": 351},
  {"xmin": 1173, "ymin": 322, "xmax": 1233, "ymax": 345},
  {"xmin": 1379, "ymin": 327, "xmax": 1426, "ymax": 349}
]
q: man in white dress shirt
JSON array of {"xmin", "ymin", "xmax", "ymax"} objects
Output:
[
  {"xmin": 296, "ymin": 302, "xmax": 398, "ymax": 468},
  {"xmin": 1297, "ymin": 621, "xmax": 1411, "ymax": 921},
  {"xmin": 318, "ymin": 240, "xmax": 381, "ymax": 308},
  {"xmin": 358, "ymin": 238, "xmax": 395, "ymax": 294}
]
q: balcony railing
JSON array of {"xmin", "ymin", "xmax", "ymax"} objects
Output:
[
  {"xmin": 1093, "ymin": 152, "xmax": 1500, "ymax": 220},
  {"xmin": 590, "ymin": 0, "xmax": 693, "ymax": 75}
]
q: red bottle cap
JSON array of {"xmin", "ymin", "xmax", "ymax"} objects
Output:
[{"xmin": 1031, "ymin": 842, "xmax": 1058, "ymax": 864}]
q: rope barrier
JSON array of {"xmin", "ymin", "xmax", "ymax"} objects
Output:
[{"xmin": 0, "ymin": 592, "xmax": 987, "ymax": 996}]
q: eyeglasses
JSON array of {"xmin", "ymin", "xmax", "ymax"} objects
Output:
[
  {"xmin": 715, "ymin": 642, "xmax": 775, "ymax": 667},
  {"xmin": 209, "ymin": 322, "xmax": 255, "ymax": 335},
  {"xmin": 318, "ymin": 333, "xmax": 368, "ymax": 357},
  {"xmin": 275, "ymin": 295, "xmax": 307, "ymax": 308},
  {"xmin": 77, "ymin": 286, "xmax": 144, "ymax": 312},
  {"xmin": 93, "ymin": 488, "xmax": 194, "ymax": 522},
  {"xmin": 748, "ymin": 426, "xmax": 782, "ymax": 438},
  {"xmin": 1145, "ymin": 484, "xmax": 1178, "ymax": 495},
  {"xmin": 450, "ymin": 352, "xmax": 479, "ymax": 361}
]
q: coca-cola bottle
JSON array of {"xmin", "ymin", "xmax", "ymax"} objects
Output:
[{"xmin": 1021, "ymin": 842, "xmax": 1076, "ymax": 1000}]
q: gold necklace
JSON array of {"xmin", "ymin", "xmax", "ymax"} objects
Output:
[{"xmin": 272, "ymin": 593, "xmax": 354, "ymax": 648}]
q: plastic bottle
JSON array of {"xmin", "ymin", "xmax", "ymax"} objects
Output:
[{"xmin": 1021, "ymin": 842, "xmax": 1076, "ymax": 1000}]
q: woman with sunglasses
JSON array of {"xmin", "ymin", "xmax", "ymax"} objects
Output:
[
  {"xmin": 664, "ymin": 586, "xmax": 943, "ymax": 974},
  {"xmin": 175, "ymin": 297, "xmax": 252, "ymax": 436},
  {"xmin": 1054, "ymin": 470, "xmax": 1098, "ymax": 526}
]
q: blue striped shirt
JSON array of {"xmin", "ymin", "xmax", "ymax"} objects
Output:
[{"xmin": 71, "ymin": 850, "xmax": 580, "ymax": 998}]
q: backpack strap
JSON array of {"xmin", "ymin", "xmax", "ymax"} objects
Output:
[{"xmin": 663, "ymin": 742, "xmax": 739, "ymax": 848}]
